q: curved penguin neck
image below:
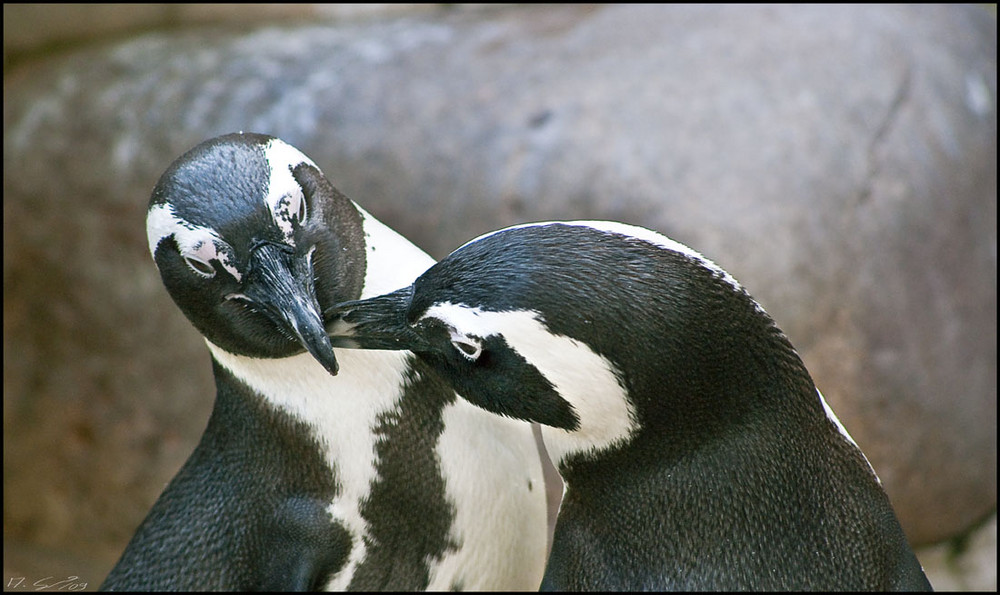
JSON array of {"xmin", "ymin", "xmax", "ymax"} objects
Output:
[
  {"xmin": 205, "ymin": 343, "xmax": 412, "ymax": 588},
  {"xmin": 550, "ymin": 366, "xmax": 822, "ymax": 485},
  {"xmin": 543, "ymin": 285, "xmax": 875, "ymax": 495},
  {"xmin": 538, "ymin": 300, "xmax": 890, "ymax": 590},
  {"xmin": 207, "ymin": 342, "xmax": 414, "ymax": 464},
  {"xmin": 203, "ymin": 203, "xmax": 435, "ymax": 471},
  {"xmin": 352, "ymin": 204, "xmax": 435, "ymax": 299}
]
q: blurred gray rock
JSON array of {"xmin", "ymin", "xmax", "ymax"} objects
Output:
[
  {"xmin": 920, "ymin": 513, "xmax": 997, "ymax": 591},
  {"xmin": 3, "ymin": 3, "xmax": 995, "ymax": 582}
]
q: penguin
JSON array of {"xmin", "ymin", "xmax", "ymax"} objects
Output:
[
  {"xmin": 329, "ymin": 220, "xmax": 934, "ymax": 591},
  {"xmin": 100, "ymin": 133, "xmax": 549, "ymax": 591}
]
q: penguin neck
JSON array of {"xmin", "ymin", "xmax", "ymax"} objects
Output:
[
  {"xmin": 204, "ymin": 340, "xmax": 549, "ymax": 591},
  {"xmin": 546, "ymin": 340, "xmax": 878, "ymax": 504},
  {"xmin": 530, "ymin": 300, "xmax": 818, "ymax": 466},
  {"xmin": 541, "ymin": 301, "xmax": 869, "ymax": 475},
  {"xmin": 201, "ymin": 343, "xmax": 408, "ymax": 588},
  {"xmin": 205, "ymin": 342, "xmax": 414, "ymax": 483},
  {"xmin": 353, "ymin": 205, "xmax": 435, "ymax": 299},
  {"xmin": 544, "ymin": 367, "xmax": 893, "ymax": 594}
]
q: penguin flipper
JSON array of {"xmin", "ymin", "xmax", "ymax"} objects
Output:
[{"xmin": 256, "ymin": 497, "xmax": 353, "ymax": 591}]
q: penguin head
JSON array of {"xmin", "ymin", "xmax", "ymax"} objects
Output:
[
  {"xmin": 333, "ymin": 286, "xmax": 581, "ymax": 433},
  {"xmin": 329, "ymin": 222, "xmax": 734, "ymax": 449},
  {"xmin": 332, "ymin": 221, "xmax": 813, "ymax": 459},
  {"xmin": 148, "ymin": 132, "xmax": 367, "ymax": 375}
]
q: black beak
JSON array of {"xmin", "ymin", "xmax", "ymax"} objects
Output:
[
  {"xmin": 324, "ymin": 287, "xmax": 428, "ymax": 352},
  {"xmin": 241, "ymin": 241, "xmax": 339, "ymax": 375}
]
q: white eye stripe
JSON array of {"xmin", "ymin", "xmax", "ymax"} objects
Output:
[
  {"xmin": 270, "ymin": 190, "xmax": 306, "ymax": 236},
  {"xmin": 296, "ymin": 193, "xmax": 307, "ymax": 222},
  {"xmin": 184, "ymin": 254, "xmax": 216, "ymax": 277},
  {"xmin": 422, "ymin": 303, "xmax": 639, "ymax": 460},
  {"xmin": 263, "ymin": 139, "xmax": 317, "ymax": 243},
  {"xmin": 147, "ymin": 203, "xmax": 242, "ymax": 281},
  {"xmin": 449, "ymin": 331, "xmax": 482, "ymax": 360}
]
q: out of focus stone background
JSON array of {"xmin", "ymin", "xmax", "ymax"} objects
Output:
[{"xmin": 3, "ymin": 4, "xmax": 995, "ymax": 591}]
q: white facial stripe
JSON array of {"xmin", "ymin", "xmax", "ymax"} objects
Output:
[
  {"xmin": 146, "ymin": 203, "xmax": 242, "ymax": 281},
  {"xmin": 817, "ymin": 388, "xmax": 881, "ymax": 483},
  {"xmin": 262, "ymin": 139, "xmax": 317, "ymax": 243},
  {"xmin": 423, "ymin": 303, "xmax": 640, "ymax": 463},
  {"xmin": 146, "ymin": 203, "xmax": 180, "ymax": 257}
]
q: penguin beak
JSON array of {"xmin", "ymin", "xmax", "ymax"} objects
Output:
[
  {"xmin": 325, "ymin": 287, "xmax": 428, "ymax": 352},
  {"xmin": 240, "ymin": 241, "xmax": 340, "ymax": 375}
]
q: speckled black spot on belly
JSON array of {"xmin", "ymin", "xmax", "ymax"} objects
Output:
[{"xmin": 348, "ymin": 356, "xmax": 460, "ymax": 590}]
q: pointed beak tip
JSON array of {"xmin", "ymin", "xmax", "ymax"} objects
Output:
[
  {"xmin": 298, "ymin": 325, "xmax": 340, "ymax": 376},
  {"xmin": 323, "ymin": 288, "xmax": 423, "ymax": 353},
  {"xmin": 241, "ymin": 241, "xmax": 342, "ymax": 376},
  {"xmin": 321, "ymin": 357, "xmax": 340, "ymax": 376}
]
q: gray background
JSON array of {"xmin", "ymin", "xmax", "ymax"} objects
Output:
[{"xmin": 4, "ymin": 4, "xmax": 995, "ymax": 590}]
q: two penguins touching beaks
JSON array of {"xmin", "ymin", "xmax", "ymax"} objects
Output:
[{"xmin": 102, "ymin": 133, "xmax": 931, "ymax": 591}]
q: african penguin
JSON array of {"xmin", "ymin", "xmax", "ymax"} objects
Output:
[
  {"xmin": 101, "ymin": 133, "xmax": 549, "ymax": 591},
  {"xmin": 330, "ymin": 221, "xmax": 933, "ymax": 591}
]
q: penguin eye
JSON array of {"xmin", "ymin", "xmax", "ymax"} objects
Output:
[
  {"xmin": 295, "ymin": 192, "xmax": 307, "ymax": 224},
  {"xmin": 450, "ymin": 333, "xmax": 483, "ymax": 361},
  {"xmin": 184, "ymin": 255, "xmax": 216, "ymax": 278}
]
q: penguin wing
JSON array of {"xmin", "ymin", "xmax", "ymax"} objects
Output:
[{"xmin": 257, "ymin": 497, "xmax": 353, "ymax": 591}]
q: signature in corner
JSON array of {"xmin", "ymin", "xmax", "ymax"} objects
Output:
[{"xmin": 5, "ymin": 576, "xmax": 89, "ymax": 591}]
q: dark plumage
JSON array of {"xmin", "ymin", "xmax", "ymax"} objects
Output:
[
  {"xmin": 331, "ymin": 221, "xmax": 933, "ymax": 591},
  {"xmin": 102, "ymin": 134, "xmax": 548, "ymax": 591}
]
